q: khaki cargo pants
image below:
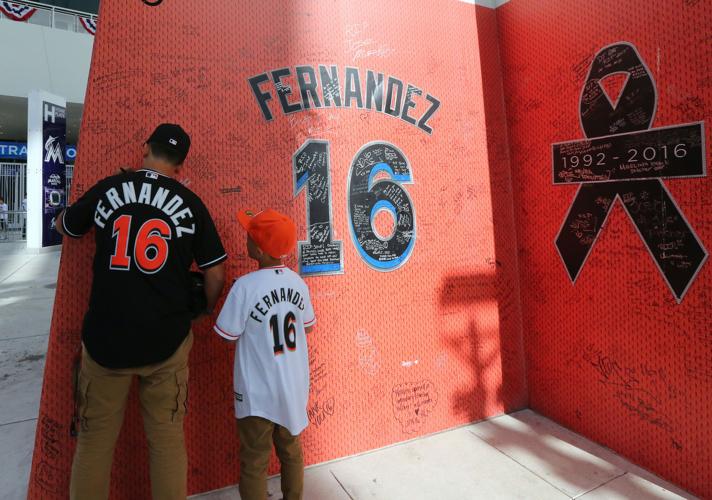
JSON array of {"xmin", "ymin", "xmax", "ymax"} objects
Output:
[
  {"xmin": 237, "ymin": 416, "xmax": 304, "ymax": 500},
  {"xmin": 70, "ymin": 333, "xmax": 193, "ymax": 500}
]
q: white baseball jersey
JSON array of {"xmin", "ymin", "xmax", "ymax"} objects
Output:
[{"xmin": 214, "ymin": 265, "xmax": 316, "ymax": 436}]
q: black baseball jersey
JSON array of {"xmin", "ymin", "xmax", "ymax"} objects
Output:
[{"xmin": 63, "ymin": 169, "xmax": 227, "ymax": 368}]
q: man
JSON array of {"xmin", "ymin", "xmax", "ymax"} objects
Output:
[
  {"xmin": 0, "ymin": 196, "xmax": 8, "ymax": 239},
  {"xmin": 21, "ymin": 194, "xmax": 26, "ymax": 239},
  {"xmin": 56, "ymin": 124, "xmax": 226, "ymax": 500}
]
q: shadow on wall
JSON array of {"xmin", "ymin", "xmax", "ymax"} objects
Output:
[
  {"xmin": 436, "ymin": 6, "xmax": 528, "ymax": 424},
  {"xmin": 441, "ymin": 315, "xmax": 502, "ymax": 423},
  {"xmin": 476, "ymin": 5, "xmax": 528, "ymax": 415},
  {"xmin": 438, "ymin": 271, "xmax": 519, "ymax": 423}
]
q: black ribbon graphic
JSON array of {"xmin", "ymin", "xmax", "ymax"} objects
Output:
[{"xmin": 553, "ymin": 42, "xmax": 707, "ymax": 301}]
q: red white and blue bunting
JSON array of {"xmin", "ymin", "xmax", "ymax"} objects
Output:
[
  {"xmin": 79, "ymin": 16, "xmax": 96, "ymax": 35},
  {"xmin": 0, "ymin": 1, "xmax": 37, "ymax": 21}
]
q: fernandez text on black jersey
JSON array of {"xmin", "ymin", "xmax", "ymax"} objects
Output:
[{"xmin": 62, "ymin": 169, "xmax": 227, "ymax": 368}]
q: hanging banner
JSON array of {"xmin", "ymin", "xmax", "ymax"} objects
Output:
[
  {"xmin": 0, "ymin": 1, "xmax": 37, "ymax": 21},
  {"xmin": 28, "ymin": 90, "xmax": 68, "ymax": 250},
  {"xmin": 79, "ymin": 16, "xmax": 97, "ymax": 35},
  {"xmin": 41, "ymin": 101, "xmax": 67, "ymax": 247}
]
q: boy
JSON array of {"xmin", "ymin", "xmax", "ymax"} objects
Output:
[{"xmin": 214, "ymin": 209, "xmax": 316, "ymax": 500}]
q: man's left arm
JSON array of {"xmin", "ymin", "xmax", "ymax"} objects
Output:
[
  {"xmin": 192, "ymin": 199, "xmax": 228, "ymax": 315},
  {"xmin": 55, "ymin": 210, "xmax": 68, "ymax": 237},
  {"xmin": 57, "ymin": 181, "xmax": 104, "ymax": 238},
  {"xmin": 203, "ymin": 262, "xmax": 225, "ymax": 314}
]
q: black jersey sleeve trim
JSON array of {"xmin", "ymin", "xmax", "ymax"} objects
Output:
[
  {"xmin": 198, "ymin": 253, "xmax": 228, "ymax": 269},
  {"xmin": 61, "ymin": 210, "xmax": 83, "ymax": 238}
]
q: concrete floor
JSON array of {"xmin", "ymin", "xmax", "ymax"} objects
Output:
[
  {"xmin": 194, "ymin": 410, "xmax": 696, "ymax": 500},
  {"xmin": 0, "ymin": 243, "xmax": 58, "ymax": 500},
  {"xmin": 0, "ymin": 244, "xmax": 698, "ymax": 500}
]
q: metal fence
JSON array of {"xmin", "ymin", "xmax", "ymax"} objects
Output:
[
  {"xmin": 0, "ymin": 162, "xmax": 74, "ymax": 242},
  {"xmin": 0, "ymin": 0, "xmax": 97, "ymax": 34},
  {"xmin": 0, "ymin": 211, "xmax": 27, "ymax": 242},
  {"xmin": 0, "ymin": 163, "xmax": 26, "ymax": 220}
]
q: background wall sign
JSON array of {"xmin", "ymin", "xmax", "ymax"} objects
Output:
[
  {"xmin": 0, "ymin": 141, "xmax": 77, "ymax": 161},
  {"xmin": 553, "ymin": 42, "xmax": 707, "ymax": 301},
  {"xmin": 27, "ymin": 92, "xmax": 68, "ymax": 250}
]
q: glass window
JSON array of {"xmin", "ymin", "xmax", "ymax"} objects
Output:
[
  {"xmin": 27, "ymin": 8, "xmax": 52, "ymax": 27},
  {"xmin": 53, "ymin": 11, "xmax": 76, "ymax": 32},
  {"xmin": 37, "ymin": 0, "xmax": 99, "ymax": 15}
]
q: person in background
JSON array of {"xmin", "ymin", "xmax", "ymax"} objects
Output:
[
  {"xmin": 214, "ymin": 209, "xmax": 316, "ymax": 500},
  {"xmin": 0, "ymin": 196, "xmax": 8, "ymax": 239},
  {"xmin": 56, "ymin": 123, "xmax": 227, "ymax": 500},
  {"xmin": 21, "ymin": 194, "xmax": 27, "ymax": 239}
]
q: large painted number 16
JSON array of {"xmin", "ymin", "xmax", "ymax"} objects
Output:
[{"xmin": 293, "ymin": 139, "xmax": 416, "ymax": 276}]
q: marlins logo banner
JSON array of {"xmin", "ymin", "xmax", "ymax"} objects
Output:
[{"xmin": 41, "ymin": 102, "xmax": 66, "ymax": 247}]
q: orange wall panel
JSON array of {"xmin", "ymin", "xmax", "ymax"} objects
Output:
[
  {"xmin": 28, "ymin": 1, "xmax": 526, "ymax": 498},
  {"xmin": 497, "ymin": 1, "xmax": 711, "ymax": 497}
]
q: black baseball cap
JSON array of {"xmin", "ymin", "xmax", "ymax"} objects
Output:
[{"xmin": 146, "ymin": 123, "xmax": 191, "ymax": 164}]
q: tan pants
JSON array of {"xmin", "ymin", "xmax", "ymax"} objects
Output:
[
  {"xmin": 70, "ymin": 333, "xmax": 193, "ymax": 500},
  {"xmin": 237, "ymin": 416, "xmax": 304, "ymax": 500}
]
